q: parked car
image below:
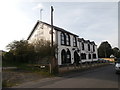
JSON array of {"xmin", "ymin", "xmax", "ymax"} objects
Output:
[
  {"xmin": 98, "ymin": 58, "xmax": 107, "ymax": 63},
  {"xmin": 115, "ymin": 58, "xmax": 120, "ymax": 74}
]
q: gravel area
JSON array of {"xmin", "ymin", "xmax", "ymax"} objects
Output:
[{"xmin": 2, "ymin": 70, "xmax": 48, "ymax": 87}]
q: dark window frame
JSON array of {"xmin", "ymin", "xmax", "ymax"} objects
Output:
[
  {"xmin": 61, "ymin": 49, "xmax": 66, "ymax": 64},
  {"xmin": 81, "ymin": 53, "xmax": 86, "ymax": 60},
  {"xmin": 88, "ymin": 44, "xmax": 90, "ymax": 51},
  {"xmin": 93, "ymin": 45, "xmax": 95, "ymax": 52},
  {"xmin": 73, "ymin": 36, "xmax": 77, "ymax": 47},
  {"xmin": 93, "ymin": 54, "xmax": 96, "ymax": 59},
  {"xmin": 61, "ymin": 32, "xmax": 66, "ymax": 45},
  {"xmin": 66, "ymin": 49, "xmax": 71, "ymax": 63},
  {"xmin": 88, "ymin": 54, "xmax": 91, "ymax": 59},
  {"xmin": 66, "ymin": 33, "xmax": 70, "ymax": 46},
  {"xmin": 82, "ymin": 43, "xmax": 84, "ymax": 50}
]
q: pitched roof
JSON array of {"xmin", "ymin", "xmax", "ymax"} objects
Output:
[
  {"xmin": 27, "ymin": 20, "xmax": 78, "ymax": 40},
  {"xmin": 90, "ymin": 41, "xmax": 96, "ymax": 45},
  {"xmin": 78, "ymin": 38, "xmax": 96, "ymax": 45},
  {"xmin": 78, "ymin": 38, "xmax": 85, "ymax": 42}
]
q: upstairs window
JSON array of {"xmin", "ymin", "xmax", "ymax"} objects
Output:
[
  {"xmin": 66, "ymin": 34, "xmax": 70, "ymax": 46},
  {"xmin": 73, "ymin": 36, "xmax": 77, "ymax": 47},
  {"xmin": 93, "ymin": 45, "xmax": 95, "ymax": 52},
  {"xmin": 88, "ymin": 44, "xmax": 90, "ymax": 51},
  {"xmin": 82, "ymin": 43, "xmax": 84, "ymax": 50},
  {"xmin": 61, "ymin": 32, "xmax": 66, "ymax": 45}
]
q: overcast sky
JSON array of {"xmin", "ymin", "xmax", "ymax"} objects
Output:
[{"xmin": 0, "ymin": 0, "xmax": 118, "ymax": 51}]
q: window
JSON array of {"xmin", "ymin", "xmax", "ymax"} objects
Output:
[
  {"xmin": 93, "ymin": 45, "xmax": 95, "ymax": 52},
  {"xmin": 88, "ymin": 54, "xmax": 91, "ymax": 59},
  {"xmin": 82, "ymin": 43, "xmax": 84, "ymax": 50},
  {"xmin": 66, "ymin": 49, "xmax": 71, "ymax": 63},
  {"xmin": 66, "ymin": 34, "xmax": 70, "ymax": 46},
  {"xmin": 81, "ymin": 53, "xmax": 86, "ymax": 60},
  {"xmin": 73, "ymin": 36, "xmax": 77, "ymax": 47},
  {"xmin": 93, "ymin": 54, "xmax": 96, "ymax": 59},
  {"xmin": 88, "ymin": 44, "xmax": 90, "ymax": 51},
  {"xmin": 61, "ymin": 49, "xmax": 66, "ymax": 64},
  {"xmin": 74, "ymin": 51, "xmax": 80, "ymax": 64},
  {"xmin": 61, "ymin": 49, "xmax": 71, "ymax": 64},
  {"xmin": 61, "ymin": 32, "xmax": 66, "ymax": 45}
]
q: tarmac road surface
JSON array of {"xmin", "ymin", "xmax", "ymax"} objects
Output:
[{"xmin": 13, "ymin": 64, "xmax": 120, "ymax": 88}]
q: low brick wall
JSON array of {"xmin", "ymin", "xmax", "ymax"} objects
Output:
[
  {"xmin": 2, "ymin": 67, "xmax": 18, "ymax": 70},
  {"xmin": 58, "ymin": 62, "xmax": 109, "ymax": 74}
]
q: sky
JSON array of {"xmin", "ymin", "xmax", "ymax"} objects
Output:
[{"xmin": 0, "ymin": 0, "xmax": 119, "ymax": 51}]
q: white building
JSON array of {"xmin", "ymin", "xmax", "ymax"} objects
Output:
[{"xmin": 27, "ymin": 20, "xmax": 98, "ymax": 65}]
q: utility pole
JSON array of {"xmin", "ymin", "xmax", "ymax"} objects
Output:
[
  {"xmin": 51, "ymin": 6, "xmax": 54, "ymax": 47},
  {"xmin": 50, "ymin": 6, "xmax": 58, "ymax": 74},
  {"xmin": 50, "ymin": 6, "xmax": 54, "ymax": 74}
]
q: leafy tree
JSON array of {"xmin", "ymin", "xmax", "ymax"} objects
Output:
[
  {"xmin": 98, "ymin": 41, "xmax": 113, "ymax": 58},
  {"xmin": 35, "ymin": 39, "xmax": 52, "ymax": 57},
  {"xmin": 34, "ymin": 39, "xmax": 57, "ymax": 64},
  {"xmin": 3, "ymin": 51, "xmax": 15, "ymax": 65},
  {"xmin": 6, "ymin": 40, "xmax": 35, "ymax": 63},
  {"xmin": 4, "ymin": 39, "xmax": 58, "ymax": 74},
  {"xmin": 113, "ymin": 47, "xmax": 120, "ymax": 58}
]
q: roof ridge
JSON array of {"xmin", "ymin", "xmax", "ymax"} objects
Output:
[{"xmin": 38, "ymin": 20, "xmax": 79, "ymax": 36}]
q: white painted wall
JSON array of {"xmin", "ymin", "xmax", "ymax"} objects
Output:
[
  {"xmin": 78, "ymin": 41, "xmax": 98, "ymax": 63},
  {"xmin": 28, "ymin": 22, "xmax": 98, "ymax": 65},
  {"xmin": 57, "ymin": 31, "xmax": 79, "ymax": 65},
  {"xmin": 29, "ymin": 23, "xmax": 56, "ymax": 44}
]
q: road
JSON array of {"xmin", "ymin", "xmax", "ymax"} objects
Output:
[{"xmin": 14, "ymin": 64, "xmax": 120, "ymax": 88}]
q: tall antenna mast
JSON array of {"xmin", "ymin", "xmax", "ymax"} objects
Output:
[{"xmin": 40, "ymin": 9, "xmax": 43, "ymax": 21}]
